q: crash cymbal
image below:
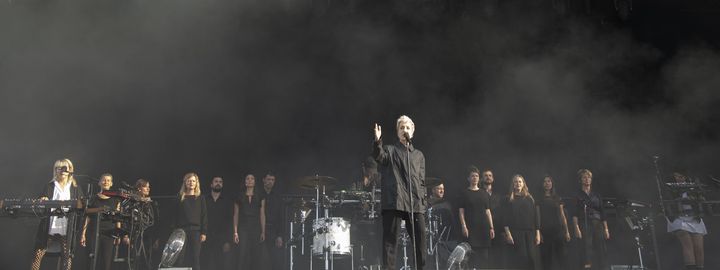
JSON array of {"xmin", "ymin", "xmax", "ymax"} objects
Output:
[{"xmin": 298, "ymin": 175, "xmax": 338, "ymax": 189}]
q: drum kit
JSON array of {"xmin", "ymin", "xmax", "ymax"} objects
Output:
[
  {"xmin": 286, "ymin": 175, "xmax": 381, "ymax": 270},
  {"xmin": 285, "ymin": 175, "xmax": 450, "ymax": 270}
]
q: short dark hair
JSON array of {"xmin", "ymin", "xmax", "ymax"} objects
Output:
[{"xmin": 467, "ymin": 165, "xmax": 480, "ymax": 176}]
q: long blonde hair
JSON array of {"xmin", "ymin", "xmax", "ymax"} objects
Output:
[
  {"xmin": 179, "ymin": 172, "xmax": 201, "ymax": 201},
  {"xmin": 509, "ymin": 174, "xmax": 533, "ymax": 203},
  {"xmin": 52, "ymin": 158, "xmax": 77, "ymax": 187}
]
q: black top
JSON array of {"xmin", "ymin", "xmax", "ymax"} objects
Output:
[
  {"xmin": 235, "ymin": 187, "xmax": 265, "ymax": 229},
  {"xmin": 171, "ymin": 195, "xmax": 208, "ymax": 234},
  {"xmin": 206, "ymin": 192, "xmax": 233, "ymax": 244},
  {"xmin": 502, "ymin": 195, "xmax": 539, "ymax": 231},
  {"xmin": 570, "ymin": 189, "xmax": 606, "ymax": 222},
  {"xmin": 373, "ymin": 139, "xmax": 427, "ymax": 213},
  {"xmin": 537, "ymin": 194, "xmax": 564, "ymax": 231},
  {"xmin": 263, "ymin": 187, "xmax": 284, "ymax": 240},
  {"xmin": 88, "ymin": 194, "xmax": 121, "ymax": 235},
  {"xmin": 458, "ymin": 188, "xmax": 492, "ymax": 247}
]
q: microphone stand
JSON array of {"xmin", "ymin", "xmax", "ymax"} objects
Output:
[
  {"xmin": 405, "ymin": 136, "xmax": 418, "ymax": 270},
  {"xmin": 76, "ymin": 174, "xmax": 99, "ymax": 270},
  {"xmin": 650, "ymin": 156, "xmax": 664, "ymax": 270}
]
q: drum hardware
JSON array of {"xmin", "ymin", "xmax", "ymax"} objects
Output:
[{"xmin": 399, "ymin": 220, "xmax": 412, "ymax": 270}]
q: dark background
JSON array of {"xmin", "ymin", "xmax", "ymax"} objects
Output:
[{"xmin": 0, "ymin": 0, "xmax": 718, "ymax": 269}]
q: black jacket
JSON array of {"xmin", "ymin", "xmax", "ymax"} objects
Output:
[
  {"xmin": 34, "ymin": 181, "xmax": 85, "ymax": 249},
  {"xmin": 373, "ymin": 139, "xmax": 427, "ymax": 213}
]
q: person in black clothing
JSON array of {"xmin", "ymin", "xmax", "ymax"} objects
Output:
[
  {"xmin": 458, "ymin": 166, "xmax": 495, "ymax": 269},
  {"xmin": 132, "ymin": 178, "xmax": 161, "ymax": 270},
  {"xmin": 80, "ymin": 173, "xmax": 121, "ymax": 270},
  {"xmin": 233, "ymin": 174, "xmax": 266, "ymax": 270},
  {"xmin": 171, "ymin": 172, "xmax": 208, "ymax": 270},
  {"xmin": 202, "ymin": 176, "xmax": 233, "ymax": 270},
  {"xmin": 427, "ymin": 179, "xmax": 458, "ymax": 269},
  {"xmin": 262, "ymin": 172, "xmax": 285, "ymax": 270},
  {"xmin": 502, "ymin": 174, "xmax": 541, "ymax": 270},
  {"xmin": 372, "ymin": 115, "xmax": 427, "ymax": 270},
  {"xmin": 480, "ymin": 168, "xmax": 504, "ymax": 268},
  {"xmin": 31, "ymin": 158, "xmax": 85, "ymax": 270},
  {"xmin": 571, "ymin": 169, "xmax": 610, "ymax": 270},
  {"xmin": 537, "ymin": 175, "xmax": 571, "ymax": 270}
]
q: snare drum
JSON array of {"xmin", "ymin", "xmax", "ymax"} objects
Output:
[{"xmin": 312, "ymin": 217, "xmax": 351, "ymax": 256}]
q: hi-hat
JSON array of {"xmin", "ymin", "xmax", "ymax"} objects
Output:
[{"xmin": 298, "ymin": 175, "xmax": 338, "ymax": 190}]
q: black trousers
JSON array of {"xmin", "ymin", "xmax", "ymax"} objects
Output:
[
  {"xmin": 579, "ymin": 219, "xmax": 607, "ymax": 270},
  {"xmin": 382, "ymin": 210, "xmax": 426, "ymax": 270},
  {"xmin": 178, "ymin": 230, "xmax": 202, "ymax": 270},
  {"xmin": 202, "ymin": 240, "xmax": 232, "ymax": 270},
  {"xmin": 90, "ymin": 235, "xmax": 115, "ymax": 270},
  {"xmin": 540, "ymin": 228, "xmax": 567, "ymax": 270}
]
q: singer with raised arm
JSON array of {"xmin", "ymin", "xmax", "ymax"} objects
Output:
[{"xmin": 372, "ymin": 115, "xmax": 427, "ymax": 270}]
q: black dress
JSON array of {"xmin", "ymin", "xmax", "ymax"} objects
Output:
[
  {"xmin": 538, "ymin": 194, "xmax": 567, "ymax": 270},
  {"xmin": 570, "ymin": 189, "xmax": 607, "ymax": 270},
  {"xmin": 502, "ymin": 195, "xmax": 541, "ymax": 270},
  {"xmin": 235, "ymin": 187, "xmax": 265, "ymax": 270},
  {"xmin": 171, "ymin": 195, "xmax": 208, "ymax": 270},
  {"xmin": 458, "ymin": 188, "xmax": 492, "ymax": 268}
]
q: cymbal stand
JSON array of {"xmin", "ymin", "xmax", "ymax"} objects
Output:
[{"xmin": 400, "ymin": 220, "xmax": 412, "ymax": 270}]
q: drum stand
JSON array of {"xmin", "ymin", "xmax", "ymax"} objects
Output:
[{"xmin": 400, "ymin": 220, "xmax": 412, "ymax": 270}]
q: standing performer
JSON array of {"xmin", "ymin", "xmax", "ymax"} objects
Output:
[
  {"xmin": 501, "ymin": 174, "xmax": 541, "ymax": 270},
  {"xmin": 458, "ymin": 166, "xmax": 495, "ymax": 269},
  {"xmin": 571, "ymin": 169, "xmax": 609, "ymax": 270},
  {"xmin": 133, "ymin": 178, "xmax": 160, "ymax": 270},
  {"xmin": 233, "ymin": 174, "xmax": 266, "ymax": 269},
  {"xmin": 171, "ymin": 172, "xmax": 208, "ymax": 270},
  {"xmin": 263, "ymin": 172, "xmax": 286, "ymax": 270},
  {"xmin": 372, "ymin": 115, "xmax": 427, "ymax": 270},
  {"xmin": 537, "ymin": 175, "xmax": 570, "ymax": 270},
  {"xmin": 202, "ymin": 176, "xmax": 233, "ymax": 270},
  {"xmin": 667, "ymin": 171, "xmax": 706, "ymax": 270},
  {"xmin": 31, "ymin": 158, "xmax": 85, "ymax": 270},
  {"xmin": 480, "ymin": 168, "xmax": 504, "ymax": 268},
  {"xmin": 80, "ymin": 173, "xmax": 121, "ymax": 270}
]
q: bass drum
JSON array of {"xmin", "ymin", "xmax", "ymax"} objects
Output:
[{"xmin": 312, "ymin": 217, "xmax": 351, "ymax": 257}]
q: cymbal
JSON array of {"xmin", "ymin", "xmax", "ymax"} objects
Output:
[{"xmin": 298, "ymin": 175, "xmax": 338, "ymax": 190}]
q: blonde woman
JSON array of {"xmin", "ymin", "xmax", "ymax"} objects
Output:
[
  {"xmin": 31, "ymin": 158, "xmax": 85, "ymax": 270},
  {"xmin": 502, "ymin": 174, "xmax": 541, "ymax": 270},
  {"xmin": 171, "ymin": 173, "xmax": 208, "ymax": 270}
]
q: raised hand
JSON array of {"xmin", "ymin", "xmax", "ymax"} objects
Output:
[{"xmin": 373, "ymin": 123, "xmax": 382, "ymax": 141}]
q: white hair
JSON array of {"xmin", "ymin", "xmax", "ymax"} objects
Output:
[{"xmin": 396, "ymin": 115, "xmax": 415, "ymax": 130}]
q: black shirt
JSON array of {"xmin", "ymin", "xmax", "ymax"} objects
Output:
[
  {"xmin": 172, "ymin": 195, "xmax": 208, "ymax": 234},
  {"xmin": 235, "ymin": 187, "xmax": 265, "ymax": 229},
  {"xmin": 538, "ymin": 194, "xmax": 564, "ymax": 231},
  {"xmin": 88, "ymin": 194, "xmax": 121, "ymax": 235},
  {"xmin": 570, "ymin": 189, "xmax": 606, "ymax": 222},
  {"xmin": 373, "ymin": 140, "xmax": 427, "ymax": 213},
  {"xmin": 263, "ymin": 187, "xmax": 284, "ymax": 240},
  {"xmin": 502, "ymin": 195, "xmax": 539, "ymax": 231},
  {"xmin": 458, "ymin": 189, "xmax": 492, "ymax": 247},
  {"xmin": 206, "ymin": 192, "xmax": 233, "ymax": 244}
]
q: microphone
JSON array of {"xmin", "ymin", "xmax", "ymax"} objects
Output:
[{"xmin": 404, "ymin": 132, "xmax": 412, "ymax": 144}]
